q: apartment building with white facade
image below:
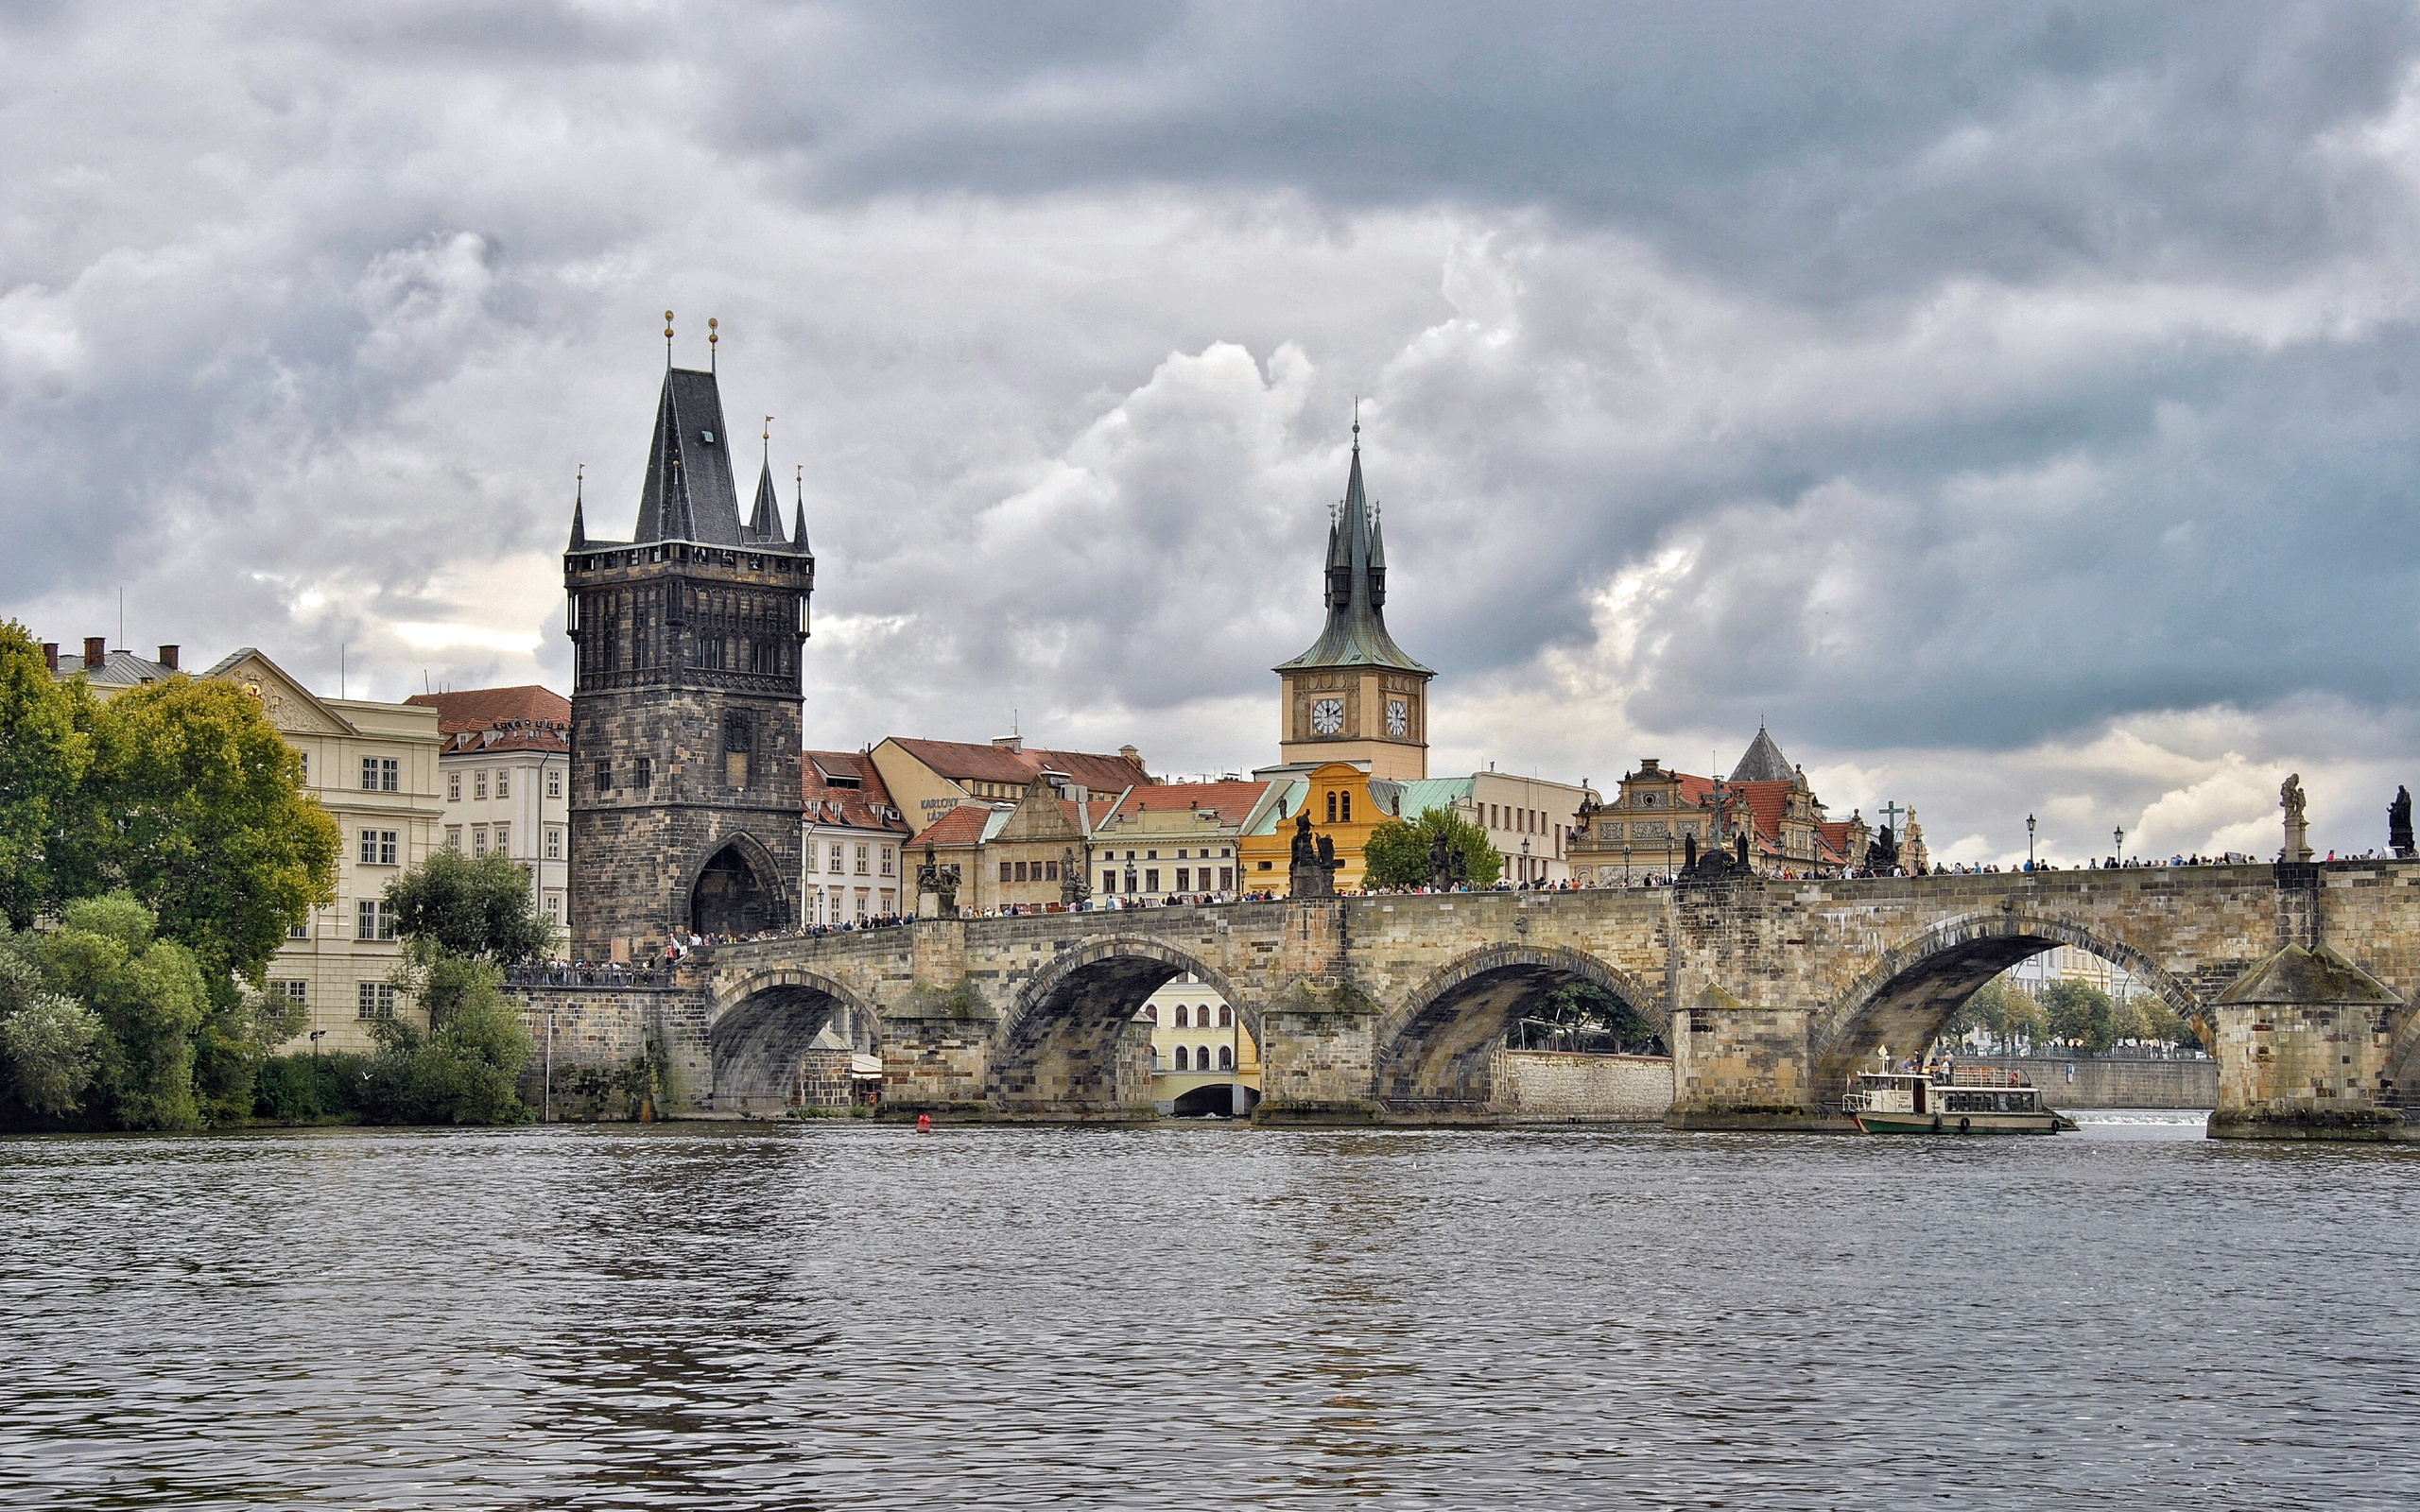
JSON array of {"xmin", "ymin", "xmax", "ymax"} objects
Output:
[{"xmin": 406, "ymin": 686, "xmax": 573, "ymax": 934}]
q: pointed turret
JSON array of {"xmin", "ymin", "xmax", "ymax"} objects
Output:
[
  {"xmin": 1278, "ymin": 425, "xmax": 1429, "ymax": 675},
  {"xmin": 1730, "ymin": 725, "xmax": 1794, "ymax": 783},
  {"xmin": 792, "ymin": 474, "xmax": 812, "ymax": 554},
  {"xmin": 568, "ymin": 485, "xmax": 588, "ymax": 551},
  {"xmin": 748, "ymin": 459, "xmax": 782, "ymax": 540},
  {"xmin": 632, "ymin": 368, "xmax": 745, "ymax": 544}
]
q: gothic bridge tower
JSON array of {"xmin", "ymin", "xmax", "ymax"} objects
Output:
[
  {"xmin": 565, "ymin": 347, "xmax": 814, "ymax": 959},
  {"xmin": 1274, "ymin": 423, "xmax": 1435, "ymax": 780}
]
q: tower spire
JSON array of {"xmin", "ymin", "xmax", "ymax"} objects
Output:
[
  {"xmin": 568, "ymin": 463, "xmax": 587, "ymax": 550},
  {"xmin": 793, "ymin": 465, "xmax": 812, "ymax": 552}
]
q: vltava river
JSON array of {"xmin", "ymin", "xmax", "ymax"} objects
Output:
[{"xmin": 3, "ymin": 1115, "xmax": 2414, "ymax": 1510}]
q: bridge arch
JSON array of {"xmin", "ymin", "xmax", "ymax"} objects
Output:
[
  {"xmin": 705, "ymin": 967, "xmax": 881, "ymax": 1113},
  {"xmin": 1376, "ymin": 944, "xmax": 1662, "ymax": 1114},
  {"xmin": 989, "ymin": 936, "xmax": 1251, "ymax": 1120},
  {"xmin": 1809, "ymin": 910, "xmax": 2205, "ymax": 1093}
]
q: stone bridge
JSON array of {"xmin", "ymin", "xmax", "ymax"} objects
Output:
[{"xmin": 523, "ymin": 861, "xmax": 2420, "ymax": 1139}]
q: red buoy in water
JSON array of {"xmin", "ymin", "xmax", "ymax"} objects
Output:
[{"xmin": 916, "ymin": 1113, "xmax": 932, "ymax": 1133}]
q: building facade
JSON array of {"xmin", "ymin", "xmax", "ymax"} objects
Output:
[
  {"xmin": 45, "ymin": 640, "xmax": 445, "ymax": 1051},
  {"xmin": 565, "ymin": 360, "xmax": 814, "ymax": 958},
  {"xmin": 406, "ymin": 686, "xmax": 572, "ymax": 933},
  {"xmin": 867, "ymin": 735, "xmax": 1152, "ymax": 835},
  {"xmin": 1139, "ymin": 974, "xmax": 1261, "ymax": 1115},
  {"xmin": 1086, "ymin": 780, "xmax": 1269, "ymax": 902},
  {"xmin": 802, "ymin": 750, "xmax": 912, "ymax": 923},
  {"xmin": 1565, "ymin": 730, "xmax": 1872, "ymax": 884},
  {"xmin": 1272, "ymin": 429, "xmax": 1434, "ymax": 782}
]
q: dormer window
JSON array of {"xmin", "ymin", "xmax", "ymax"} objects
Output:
[{"xmin": 700, "ymin": 430, "xmax": 716, "ymax": 444}]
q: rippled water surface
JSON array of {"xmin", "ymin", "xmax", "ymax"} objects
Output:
[{"xmin": 4, "ymin": 1113, "xmax": 2416, "ymax": 1510}]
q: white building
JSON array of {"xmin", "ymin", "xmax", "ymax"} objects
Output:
[
  {"xmin": 802, "ymin": 750, "xmax": 913, "ymax": 923},
  {"xmin": 406, "ymin": 687, "xmax": 574, "ymax": 935},
  {"xmin": 1138, "ymin": 974, "xmax": 1260, "ymax": 1116}
]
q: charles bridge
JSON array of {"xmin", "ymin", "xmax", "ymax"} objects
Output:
[{"xmin": 520, "ymin": 860, "xmax": 2420, "ymax": 1140}]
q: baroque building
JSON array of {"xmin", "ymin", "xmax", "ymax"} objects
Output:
[
  {"xmin": 1566, "ymin": 728, "xmax": 1873, "ymax": 884},
  {"xmin": 564, "ymin": 358, "xmax": 814, "ymax": 958},
  {"xmin": 1272, "ymin": 427, "xmax": 1434, "ymax": 782}
]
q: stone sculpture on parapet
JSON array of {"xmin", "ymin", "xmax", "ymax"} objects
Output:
[
  {"xmin": 1060, "ymin": 845, "xmax": 1090, "ymax": 907},
  {"xmin": 917, "ymin": 842, "xmax": 960, "ymax": 917},
  {"xmin": 1426, "ymin": 827, "xmax": 1468, "ymax": 891},
  {"xmin": 2390, "ymin": 785, "xmax": 2413, "ymax": 859},
  {"xmin": 1289, "ymin": 812, "xmax": 1340, "ymax": 899},
  {"xmin": 2280, "ymin": 773, "xmax": 2312, "ymax": 864}
]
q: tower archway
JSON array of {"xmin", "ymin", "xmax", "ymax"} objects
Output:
[{"xmin": 689, "ymin": 835, "xmax": 789, "ymax": 937}]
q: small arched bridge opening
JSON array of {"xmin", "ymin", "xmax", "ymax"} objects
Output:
[
  {"xmin": 1377, "ymin": 944, "xmax": 1661, "ymax": 1117},
  {"xmin": 989, "ymin": 939, "xmax": 1253, "ymax": 1121},
  {"xmin": 1807, "ymin": 913, "xmax": 2206, "ymax": 1097},
  {"xmin": 707, "ymin": 970, "xmax": 879, "ymax": 1114}
]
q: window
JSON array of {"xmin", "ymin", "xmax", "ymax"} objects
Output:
[
  {"xmin": 881, "ymin": 848, "xmax": 894, "ymax": 877},
  {"xmin": 1219, "ymin": 1005, "xmax": 1233, "ymax": 1027},
  {"xmin": 1174, "ymin": 1005, "xmax": 1190, "ymax": 1028},
  {"xmin": 544, "ymin": 828, "xmax": 562, "ymax": 860},
  {"xmin": 358, "ymin": 830, "xmax": 397, "ymax": 866},
  {"xmin": 1147, "ymin": 850, "xmax": 1158, "ymax": 861},
  {"xmin": 1005, "ymin": 862, "xmax": 1019, "ymax": 883},
  {"xmin": 272, "ymin": 980, "xmax": 307, "ymax": 1005},
  {"xmin": 634, "ymin": 757, "xmax": 652, "ymax": 791},
  {"xmin": 1197, "ymin": 1044, "xmax": 1211, "ymax": 1070},
  {"xmin": 829, "ymin": 843, "xmax": 844, "ymax": 871},
  {"xmin": 287, "ymin": 920, "xmax": 310, "ymax": 939},
  {"xmin": 300, "ymin": 752, "xmax": 311, "ymax": 785},
  {"xmin": 594, "ymin": 761, "xmax": 612, "ymax": 793},
  {"xmin": 1174, "ymin": 1045, "xmax": 1189, "ymax": 1071},
  {"xmin": 1142, "ymin": 1005, "xmax": 1158, "ymax": 1023},
  {"xmin": 1176, "ymin": 868, "xmax": 1190, "ymax": 891},
  {"xmin": 545, "ymin": 768, "xmax": 562, "ymax": 799},
  {"xmin": 493, "ymin": 824, "xmax": 510, "ymax": 856},
  {"xmin": 356, "ymin": 900, "xmax": 395, "ymax": 941},
  {"xmin": 544, "ymin": 894, "xmax": 562, "ymax": 921},
  {"xmin": 475, "ymin": 770, "xmax": 489, "ymax": 801},
  {"xmin": 448, "ymin": 772, "xmax": 461, "ymax": 802},
  {"xmin": 805, "ymin": 845, "xmax": 818, "ymax": 874},
  {"xmin": 1218, "ymin": 1045, "xmax": 1235, "ymax": 1071},
  {"xmin": 1176, "ymin": 849, "xmax": 1188, "ymax": 860},
  {"xmin": 1145, "ymin": 868, "xmax": 1160, "ymax": 893},
  {"xmin": 495, "ymin": 772, "xmax": 510, "ymax": 799},
  {"xmin": 474, "ymin": 826, "xmax": 489, "ymax": 856},
  {"xmin": 1102, "ymin": 870, "xmax": 1117, "ymax": 894},
  {"xmin": 1341, "ymin": 792, "xmax": 1352, "ymax": 822},
  {"xmin": 1219, "ymin": 867, "xmax": 1234, "ymax": 890},
  {"xmin": 1326, "ymin": 791, "xmax": 1337, "ymax": 823},
  {"xmin": 357, "ymin": 982, "xmax": 397, "ymax": 1020},
  {"xmin": 855, "ymin": 845, "xmax": 869, "ymax": 876},
  {"xmin": 1044, "ymin": 860, "xmax": 1058, "ymax": 881},
  {"xmin": 444, "ymin": 826, "xmax": 461, "ymax": 851},
  {"xmin": 1220, "ymin": 848, "xmax": 1231, "ymax": 857}
]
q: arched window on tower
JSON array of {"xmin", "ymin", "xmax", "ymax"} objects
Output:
[
  {"xmin": 1326, "ymin": 791, "xmax": 1338, "ymax": 823},
  {"xmin": 1342, "ymin": 791, "xmax": 1352, "ymax": 822}
]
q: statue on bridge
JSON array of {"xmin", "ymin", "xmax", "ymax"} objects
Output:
[
  {"xmin": 1426, "ymin": 827, "xmax": 1468, "ymax": 891},
  {"xmin": 2391, "ymin": 785, "xmax": 2413, "ymax": 859},
  {"xmin": 1861, "ymin": 823, "xmax": 1900, "ymax": 878},
  {"xmin": 2281, "ymin": 773, "xmax": 2312, "ymax": 864},
  {"xmin": 1290, "ymin": 812, "xmax": 1341, "ymax": 899},
  {"xmin": 917, "ymin": 843, "xmax": 961, "ymax": 917},
  {"xmin": 1060, "ymin": 845, "xmax": 1091, "ymax": 907}
]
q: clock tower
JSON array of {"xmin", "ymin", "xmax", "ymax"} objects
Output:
[{"xmin": 1274, "ymin": 426, "xmax": 1434, "ymax": 780}]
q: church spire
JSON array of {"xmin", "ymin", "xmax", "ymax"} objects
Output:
[
  {"xmin": 792, "ymin": 465, "xmax": 812, "ymax": 552},
  {"xmin": 1276, "ymin": 419, "xmax": 1430, "ymax": 677},
  {"xmin": 568, "ymin": 464, "xmax": 587, "ymax": 550}
]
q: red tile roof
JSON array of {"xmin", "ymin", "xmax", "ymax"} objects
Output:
[
  {"xmin": 885, "ymin": 736, "xmax": 1151, "ymax": 794},
  {"xmin": 406, "ymin": 685, "xmax": 571, "ymax": 753},
  {"xmin": 1731, "ymin": 780, "xmax": 1793, "ymax": 848},
  {"xmin": 803, "ymin": 749, "xmax": 910, "ymax": 833},
  {"xmin": 906, "ymin": 804, "xmax": 998, "ymax": 849},
  {"xmin": 1106, "ymin": 781, "xmax": 1272, "ymax": 826}
]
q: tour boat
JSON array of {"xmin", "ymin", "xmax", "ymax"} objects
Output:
[{"xmin": 1843, "ymin": 1066, "xmax": 2069, "ymax": 1135}]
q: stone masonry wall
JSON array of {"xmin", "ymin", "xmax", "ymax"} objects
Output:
[
  {"xmin": 1499, "ymin": 1051, "xmax": 1673, "ymax": 1122},
  {"xmin": 1962, "ymin": 1057, "xmax": 2218, "ymax": 1109}
]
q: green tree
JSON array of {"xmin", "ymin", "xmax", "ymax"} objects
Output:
[
  {"xmin": 0, "ymin": 919, "xmax": 101, "ymax": 1120},
  {"xmin": 71, "ymin": 678, "xmax": 340, "ymax": 987},
  {"xmin": 1362, "ymin": 806, "xmax": 1503, "ymax": 890},
  {"xmin": 1512, "ymin": 979, "xmax": 1662, "ymax": 1053},
  {"xmin": 2040, "ymin": 980, "xmax": 2121, "ymax": 1053},
  {"xmin": 0, "ymin": 621, "xmax": 97, "ymax": 929},
  {"xmin": 1945, "ymin": 975, "xmax": 2047, "ymax": 1050},
  {"xmin": 385, "ymin": 848, "xmax": 558, "ymax": 965},
  {"xmin": 33, "ymin": 894, "xmax": 209, "ymax": 1129},
  {"xmin": 359, "ymin": 942, "xmax": 534, "ymax": 1125}
]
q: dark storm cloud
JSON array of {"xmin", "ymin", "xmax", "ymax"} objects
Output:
[{"xmin": 8, "ymin": 0, "xmax": 2420, "ymax": 856}]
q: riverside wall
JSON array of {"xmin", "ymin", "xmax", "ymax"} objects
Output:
[
  {"xmin": 1963, "ymin": 1056, "xmax": 2217, "ymax": 1109},
  {"xmin": 1499, "ymin": 1051, "xmax": 1674, "ymax": 1122}
]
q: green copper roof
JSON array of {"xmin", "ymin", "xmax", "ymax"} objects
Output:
[{"xmin": 1274, "ymin": 439, "xmax": 1434, "ymax": 676}]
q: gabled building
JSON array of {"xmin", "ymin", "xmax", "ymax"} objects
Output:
[
  {"xmin": 868, "ymin": 735, "xmax": 1151, "ymax": 835},
  {"xmin": 564, "ymin": 352, "xmax": 815, "ymax": 957},
  {"xmin": 406, "ymin": 685, "xmax": 573, "ymax": 931},
  {"xmin": 802, "ymin": 750, "xmax": 912, "ymax": 924},
  {"xmin": 1565, "ymin": 730, "xmax": 1871, "ymax": 884},
  {"xmin": 37, "ymin": 637, "xmax": 185, "ymax": 698},
  {"xmin": 1271, "ymin": 425, "xmax": 1434, "ymax": 782}
]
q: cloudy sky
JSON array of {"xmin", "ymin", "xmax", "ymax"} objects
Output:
[{"xmin": 9, "ymin": 1, "xmax": 2420, "ymax": 864}]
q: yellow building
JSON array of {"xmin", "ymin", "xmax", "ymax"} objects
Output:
[
  {"xmin": 1272, "ymin": 429, "xmax": 1434, "ymax": 782},
  {"xmin": 1139, "ymin": 974, "xmax": 1261, "ymax": 1116},
  {"xmin": 1236, "ymin": 761, "xmax": 1395, "ymax": 895}
]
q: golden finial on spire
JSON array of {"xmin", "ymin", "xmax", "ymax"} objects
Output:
[
  {"xmin": 576, "ymin": 462, "xmax": 584, "ymax": 502},
  {"xmin": 707, "ymin": 317, "xmax": 718, "ymax": 370},
  {"xmin": 763, "ymin": 416, "xmax": 773, "ymax": 462},
  {"xmin": 664, "ymin": 310, "xmax": 675, "ymax": 365}
]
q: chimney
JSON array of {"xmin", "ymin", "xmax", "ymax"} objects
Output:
[
  {"xmin": 992, "ymin": 735, "xmax": 1022, "ymax": 752},
  {"xmin": 157, "ymin": 644, "xmax": 179, "ymax": 672},
  {"xmin": 83, "ymin": 637, "xmax": 105, "ymax": 671},
  {"xmin": 1119, "ymin": 745, "xmax": 1142, "ymax": 768},
  {"xmin": 42, "ymin": 643, "xmax": 59, "ymax": 676}
]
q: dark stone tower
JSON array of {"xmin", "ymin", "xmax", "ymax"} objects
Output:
[{"xmin": 565, "ymin": 360, "xmax": 814, "ymax": 959}]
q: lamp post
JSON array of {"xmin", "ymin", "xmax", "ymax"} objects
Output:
[
  {"xmin": 1521, "ymin": 836, "xmax": 1531, "ymax": 887},
  {"xmin": 308, "ymin": 1029, "xmax": 326, "ymax": 1113},
  {"xmin": 2027, "ymin": 814, "xmax": 2037, "ymax": 870},
  {"xmin": 2113, "ymin": 824, "xmax": 2125, "ymax": 868}
]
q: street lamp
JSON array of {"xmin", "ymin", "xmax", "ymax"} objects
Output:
[
  {"xmin": 2113, "ymin": 824, "xmax": 2125, "ymax": 868},
  {"xmin": 1521, "ymin": 836, "xmax": 1531, "ymax": 887},
  {"xmin": 2027, "ymin": 814, "xmax": 2037, "ymax": 870}
]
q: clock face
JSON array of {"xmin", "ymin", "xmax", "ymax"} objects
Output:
[
  {"xmin": 1310, "ymin": 697, "xmax": 1345, "ymax": 735},
  {"xmin": 1386, "ymin": 698, "xmax": 1409, "ymax": 737}
]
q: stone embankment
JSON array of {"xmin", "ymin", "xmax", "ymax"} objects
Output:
[{"xmin": 1962, "ymin": 1057, "xmax": 2216, "ymax": 1109}]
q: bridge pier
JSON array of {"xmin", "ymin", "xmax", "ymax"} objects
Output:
[
  {"xmin": 1253, "ymin": 979, "xmax": 1385, "ymax": 1125},
  {"xmin": 2209, "ymin": 944, "xmax": 2413, "ymax": 1142},
  {"xmin": 1667, "ymin": 984, "xmax": 1828, "ymax": 1131}
]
